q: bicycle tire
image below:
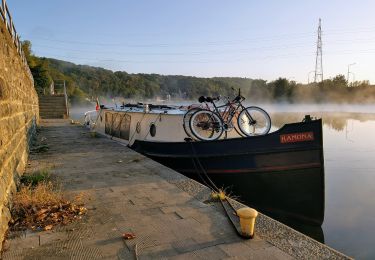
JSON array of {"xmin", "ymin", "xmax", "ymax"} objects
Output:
[
  {"xmin": 233, "ymin": 112, "xmax": 246, "ymax": 137},
  {"xmin": 237, "ymin": 106, "xmax": 271, "ymax": 136},
  {"xmin": 183, "ymin": 107, "xmax": 201, "ymax": 138},
  {"xmin": 189, "ymin": 109, "xmax": 224, "ymax": 141}
]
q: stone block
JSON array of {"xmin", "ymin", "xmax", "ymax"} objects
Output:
[{"xmin": 0, "ymin": 18, "xmax": 39, "ymax": 251}]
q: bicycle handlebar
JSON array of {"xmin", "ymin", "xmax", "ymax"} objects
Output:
[
  {"xmin": 232, "ymin": 95, "xmax": 245, "ymax": 102},
  {"xmin": 228, "ymin": 87, "xmax": 244, "ymax": 103}
]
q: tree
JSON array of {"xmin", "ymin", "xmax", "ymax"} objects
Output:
[
  {"xmin": 332, "ymin": 74, "xmax": 347, "ymax": 88},
  {"xmin": 21, "ymin": 40, "xmax": 36, "ymax": 67},
  {"xmin": 30, "ymin": 60, "xmax": 52, "ymax": 93},
  {"xmin": 270, "ymin": 78, "xmax": 291, "ymax": 101}
]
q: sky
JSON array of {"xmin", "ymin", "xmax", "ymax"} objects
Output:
[{"xmin": 7, "ymin": 0, "xmax": 375, "ymax": 83}]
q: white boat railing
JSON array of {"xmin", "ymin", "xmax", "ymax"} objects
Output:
[{"xmin": 84, "ymin": 110, "xmax": 98, "ymax": 128}]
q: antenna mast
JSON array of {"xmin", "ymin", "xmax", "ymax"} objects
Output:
[{"xmin": 314, "ymin": 18, "xmax": 323, "ymax": 83}]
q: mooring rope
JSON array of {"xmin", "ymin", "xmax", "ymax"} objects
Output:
[
  {"xmin": 188, "ymin": 141, "xmax": 249, "ymax": 239},
  {"xmin": 189, "ymin": 152, "xmax": 217, "ymax": 192},
  {"xmin": 188, "ymin": 141, "xmax": 220, "ymax": 192},
  {"xmin": 127, "ymin": 112, "xmax": 146, "ymax": 145}
]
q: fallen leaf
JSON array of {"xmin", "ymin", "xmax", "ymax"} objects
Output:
[
  {"xmin": 44, "ymin": 225, "xmax": 53, "ymax": 231},
  {"xmin": 37, "ymin": 209, "xmax": 48, "ymax": 216},
  {"xmin": 36, "ymin": 214, "xmax": 47, "ymax": 221},
  {"xmin": 122, "ymin": 233, "xmax": 136, "ymax": 240}
]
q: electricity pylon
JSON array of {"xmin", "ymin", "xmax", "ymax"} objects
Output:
[{"xmin": 314, "ymin": 18, "xmax": 323, "ymax": 83}]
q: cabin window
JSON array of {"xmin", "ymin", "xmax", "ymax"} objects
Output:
[{"xmin": 150, "ymin": 123, "xmax": 156, "ymax": 137}]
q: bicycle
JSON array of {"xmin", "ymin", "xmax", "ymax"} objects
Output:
[
  {"xmin": 186, "ymin": 89, "xmax": 271, "ymax": 141},
  {"xmin": 182, "ymin": 96, "xmax": 237, "ymax": 140}
]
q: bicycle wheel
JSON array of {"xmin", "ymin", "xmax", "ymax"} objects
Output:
[
  {"xmin": 237, "ymin": 106, "xmax": 271, "ymax": 136},
  {"xmin": 183, "ymin": 108, "xmax": 200, "ymax": 138},
  {"xmin": 233, "ymin": 112, "xmax": 246, "ymax": 137},
  {"xmin": 189, "ymin": 109, "xmax": 224, "ymax": 141}
]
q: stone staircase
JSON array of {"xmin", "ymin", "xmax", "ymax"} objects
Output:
[{"xmin": 39, "ymin": 95, "xmax": 68, "ymax": 119}]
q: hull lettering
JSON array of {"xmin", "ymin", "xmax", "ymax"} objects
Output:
[{"xmin": 280, "ymin": 132, "xmax": 314, "ymax": 144}]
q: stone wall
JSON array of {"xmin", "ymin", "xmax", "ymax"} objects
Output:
[{"xmin": 0, "ymin": 20, "xmax": 39, "ymax": 244}]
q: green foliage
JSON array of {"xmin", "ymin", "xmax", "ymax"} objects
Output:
[
  {"xmin": 21, "ymin": 40, "xmax": 375, "ymax": 104},
  {"xmin": 269, "ymin": 78, "xmax": 291, "ymax": 101},
  {"xmin": 70, "ymin": 87, "xmax": 89, "ymax": 104},
  {"xmin": 332, "ymin": 74, "xmax": 347, "ymax": 88},
  {"xmin": 30, "ymin": 61, "xmax": 52, "ymax": 93},
  {"xmin": 22, "ymin": 41, "xmax": 53, "ymax": 93},
  {"xmin": 20, "ymin": 170, "xmax": 50, "ymax": 187},
  {"xmin": 21, "ymin": 40, "xmax": 36, "ymax": 67}
]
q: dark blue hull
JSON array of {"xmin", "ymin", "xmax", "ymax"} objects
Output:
[{"xmin": 131, "ymin": 119, "xmax": 325, "ymax": 226}]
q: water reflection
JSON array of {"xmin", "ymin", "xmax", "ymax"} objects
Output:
[
  {"xmin": 270, "ymin": 112, "xmax": 375, "ymax": 131},
  {"xmin": 270, "ymin": 111, "xmax": 375, "ymax": 259}
]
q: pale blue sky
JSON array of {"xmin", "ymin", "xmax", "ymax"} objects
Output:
[{"xmin": 7, "ymin": 0, "xmax": 375, "ymax": 83}]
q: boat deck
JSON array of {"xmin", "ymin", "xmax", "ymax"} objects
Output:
[{"xmin": 2, "ymin": 120, "xmax": 350, "ymax": 259}]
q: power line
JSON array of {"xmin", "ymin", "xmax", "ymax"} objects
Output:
[
  {"xmin": 40, "ymin": 47, "xmax": 375, "ymax": 65},
  {"xmin": 23, "ymin": 24, "xmax": 375, "ymax": 45},
  {"xmin": 31, "ymin": 35, "xmax": 375, "ymax": 57},
  {"xmin": 23, "ymin": 24, "xmax": 375, "ymax": 48},
  {"xmin": 23, "ymin": 31, "xmax": 316, "ymax": 48},
  {"xmin": 31, "ymin": 42, "xmax": 315, "ymax": 56}
]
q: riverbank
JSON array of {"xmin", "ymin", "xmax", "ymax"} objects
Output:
[{"xmin": 2, "ymin": 119, "xmax": 350, "ymax": 259}]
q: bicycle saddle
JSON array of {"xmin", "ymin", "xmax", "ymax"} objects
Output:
[
  {"xmin": 198, "ymin": 96, "xmax": 220, "ymax": 103},
  {"xmin": 198, "ymin": 96, "xmax": 206, "ymax": 103}
]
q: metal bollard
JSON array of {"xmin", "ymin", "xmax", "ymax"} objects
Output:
[{"xmin": 236, "ymin": 207, "xmax": 258, "ymax": 238}]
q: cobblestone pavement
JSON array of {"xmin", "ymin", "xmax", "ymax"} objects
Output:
[{"xmin": 2, "ymin": 120, "xmax": 349, "ymax": 259}]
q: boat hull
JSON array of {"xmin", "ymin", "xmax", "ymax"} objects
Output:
[{"xmin": 131, "ymin": 119, "xmax": 325, "ymax": 226}]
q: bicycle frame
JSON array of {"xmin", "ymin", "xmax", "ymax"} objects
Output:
[
  {"xmin": 188, "ymin": 89, "xmax": 270, "ymax": 140},
  {"xmin": 208, "ymin": 96, "xmax": 255, "ymax": 128}
]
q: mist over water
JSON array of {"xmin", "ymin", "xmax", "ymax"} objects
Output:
[
  {"xmin": 70, "ymin": 102, "xmax": 375, "ymax": 259},
  {"xmin": 260, "ymin": 103, "xmax": 375, "ymax": 114}
]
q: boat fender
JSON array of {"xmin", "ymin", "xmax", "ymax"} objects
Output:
[{"xmin": 150, "ymin": 124, "xmax": 156, "ymax": 137}]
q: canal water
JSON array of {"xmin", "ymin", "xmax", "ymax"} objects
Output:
[
  {"xmin": 264, "ymin": 106, "xmax": 375, "ymax": 260},
  {"xmin": 71, "ymin": 104, "xmax": 375, "ymax": 259}
]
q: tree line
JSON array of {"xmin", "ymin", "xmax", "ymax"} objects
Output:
[{"xmin": 22, "ymin": 41, "xmax": 375, "ymax": 104}]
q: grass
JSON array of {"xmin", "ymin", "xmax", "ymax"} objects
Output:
[
  {"xmin": 209, "ymin": 186, "xmax": 241, "ymax": 203},
  {"xmin": 10, "ymin": 170, "xmax": 86, "ymax": 231},
  {"xmin": 20, "ymin": 170, "xmax": 51, "ymax": 186},
  {"xmin": 13, "ymin": 182, "xmax": 63, "ymax": 210}
]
